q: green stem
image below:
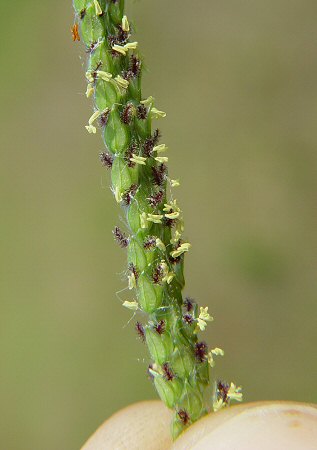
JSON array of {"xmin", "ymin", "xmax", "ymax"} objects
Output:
[{"xmin": 72, "ymin": 0, "xmax": 241, "ymax": 438}]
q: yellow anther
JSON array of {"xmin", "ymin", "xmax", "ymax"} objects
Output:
[
  {"xmin": 121, "ymin": 15, "xmax": 130, "ymax": 32},
  {"xmin": 151, "ymin": 107, "xmax": 166, "ymax": 119},
  {"xmin": 166, "ymin": 273, "xmax": 175, "ymax": 284},
  {"xmin": 147, "ymin": 214, "xmax": 163, "ymax": 224},
  {"xmin": 207, "ymin": 352, "xmax": 214, "ymax": 367},
  {"xmin": 114, "ymin": 75, "xmax": 129, "ymax": 89},
  {"xmin": 155, "ymin": 238, "xmax": 166, "ymax": 251},
  {"xmin": 213, "ymin": 382, "xmax": 242, "ymax": 412},
  {"xmin": 162, "ymin": 271, "xmax": 175, "ymax": 284},
  {"xmin": 176, "ymin": 219, "xmax": 184, "ymax": 233},
  {"xmin": 199, "ymin": 306, "xmax": 213, "ymax": 323},
  {"xmin": 128, "ymin": 272, "xmax": 136, "ymax": 290},
  {"xmin": 93, "ymin": 0, "xmax": 103, "ymax": 16},
  {"xmin": 85, "ymin": 71, "xmax": 95, "ymax": 83},
  {"xmin": 85, "ymin": 83, "xmax": 94, "ymax": 98},
  {"xmin": 140, "ymin": 212, "xmax": 148, "ymax": 229},
  {"xmin": 196, "ymin": 318, "xmax": 208, "ymax": 332},
  {"xmin": 155, "ymin": 156, "xmax": 168, "ymax": 163},
  {"xmin": 130, "ymin": 154, "xmax": 147, "ymax": 165},
  {"xmin": 170, "ymin": 242, "xmax": 191, "ymax": 258},
  {"xmin": 165, "ymin": 211, "xmax": 180, "ymax": 220},
  {"xmin": 85, "ymin": 110, "xmax": 101, "ymax": 134},
  {"xmin": 170, "ymin": 179, "xmax": 180, "ymax": 187},
  {"xmin": 114, "ymin": 186, "xmax": 122, "ymax": 203},
  {"xmin": 170, "ymin": 230, "xmax": 181, "ymax": 245},
  {"xmin": 212, "ymin": 347, "xmax": 225, "ymax": 356},
  {"xmin": 227, "ymin": 383, "xmax": 243, "ymax": 402},
  {"xmin": 122, "ymin": 300, "xmax": 138, "ymax": 311},
  {"xmin": 85, "ymin": 125, "xmax": 96, "ymax": 134},
  {"xmin": 112, "ymin": 44, "xmax": 126, "ymax": 55},
  {"xmin": 163, "ymin": 200, "xmax": 179, "ymax": 212},
  {"xmin": 96, "ymin": 70, "xmax": 112, "ymax": 82},
  {"xmin": 140, "ymin": 96, "xmax": 155, "ymax": 106},
  {"xmin": 197, "ymin": 308, "xmax": 213, "ymax": 332},
  {"xmin": 160, "ymin": 260, "xmax": 169, "ymax": 274},
  {"xmin": 208, "ymin": 348, "xmax": 225, "ymax": 366},
  {"xmin": 153, "ymin": 144, "xmax": 168, "ymax": 153},
  {"xmin": 213, "ymin": 399, "xmax": 225, "ymax": 412},
  {"xmin": 158, "ymin": 260, "xmax": 175, "ymax": 284},
  {"xmin": 148, "ymin": 365, "xmax": 160, "ymax": 378},
  {"xmin": 123, "ymin": 42, "xmax": 138, "ymax": 51}
]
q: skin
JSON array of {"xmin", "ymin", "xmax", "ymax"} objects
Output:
[{"xmin": 81, "ymin": 400, "xmax": 317, "ymax": 450}]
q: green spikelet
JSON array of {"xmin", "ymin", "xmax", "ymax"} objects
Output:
[{"xmin": 72, "ymin": 0, "xmax": 242, "ymax": 439}]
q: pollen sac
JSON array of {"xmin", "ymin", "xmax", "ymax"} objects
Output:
[
  {"xmin": 104, "ymin": 108, "xmax": 130, "ymax": 154},
  {"xmin": 80, "ymin": 4, "xmax": 104, "ymax": 47},
  {"xmin": 127, "ymin": 239, "xmax": 147, "ymax": 273},
  {"xmin": 137, "ymin": 275, "xmax": 163, "ymax": 314}
]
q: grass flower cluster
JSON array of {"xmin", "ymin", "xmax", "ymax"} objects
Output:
[{"xmin": 72, "ymin": 0, "xmax": 242, "ymax": 438}]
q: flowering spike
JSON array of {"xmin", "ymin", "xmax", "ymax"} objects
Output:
[{"xmin": 72, "ymin": 0, "xmax": 241, "ymax": 439}]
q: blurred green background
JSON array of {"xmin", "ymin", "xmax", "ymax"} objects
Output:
[{"xmin": 1, "ymin": 0, "xmax": 317, "ymax": 448}]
